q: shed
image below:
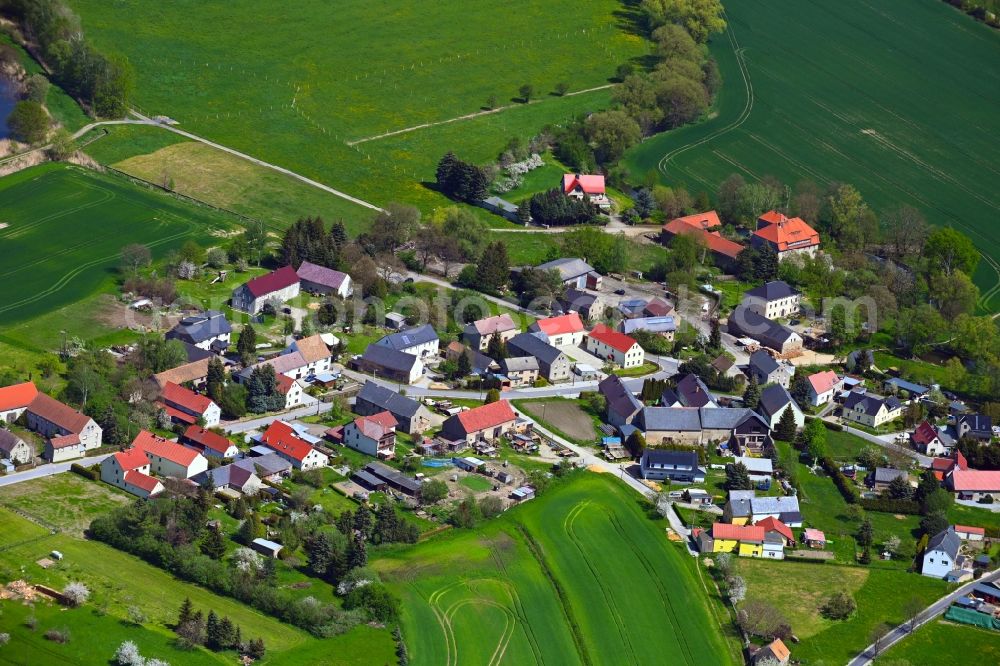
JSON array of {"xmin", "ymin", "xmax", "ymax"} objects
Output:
[
  {"xmin": 511, "ymin": 486, "xmax": 535, "ymax": 501},
  {"xmin": 250, "ymin": 538, "xmax": 283, "ymax": 558}
]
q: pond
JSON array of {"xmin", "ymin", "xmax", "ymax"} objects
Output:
[{"xmin": 0, "ymin": 76, "xmax": 18, "ymax": 138}]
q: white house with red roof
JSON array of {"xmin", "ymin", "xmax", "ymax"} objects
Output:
[
  {"xmin": 101, "ymin": 447, "xmax": 164, "ymax": 498},
  {"xmin": 259, "ymin": 420, "xmax": 329, "ymax": 470},
  {"xmin": 0, "ymin": 381, "xmax": 38, "ymax": 423},
  {"xmin": 806, "ymin": 370, "xmax": 841, "ymax": 406},
  {"xmin": 231, "ymin": 265, "xmax": 301, "ymax": 314},
  {"xmin": 953, "ymin": 524, "xmax": 985, "ymax": 542},
  {"xmin": 752, "ymin": 211, "xmax": 820, "ymax": 260},
  {"xmin": 562, "ymin": 173, "xmax": 610, "ymax": 209},
  {"xmin": 275, "ymin": 374, "xmax": 306, "ymax": 410},
  {"xmin": 441, "ymin": 400, "xmax": 517, "ymax": 446},
  {"xmin": 158, "ymin": 382, "xmax": 221, "ymax": 427},
  {"xmin": 134, "ymin": 430, "xmax": 208, "ymax": 479},
  {"xmin": 912, "ymin": 420, "xmax": 949, "ymax": 457},
  {"xmin": 283, "ymin": 334, "xmax": 334, "ymax": 376},
  {"xmin": 529, "ymin": 313, "xmax": 586, "ymax": 347},
  {"xmin": 181, "ymin": 425, "xmax": 239, "ymax": 458},
  {"xmin": 586, "ymin": 324, "xmax": 644, "ymax": 369},
  {"xmin": 26, "ymin": 392, "xmax": 102, "ymax": 462},
  {"xmin": 342, "ymin": 411, "xmax": 397, "ymax": 459},
  {"xmin": 947, "ymin": 468, "xmax": 1000, "ymax": 501}
]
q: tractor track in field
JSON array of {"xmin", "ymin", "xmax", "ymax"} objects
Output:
[
  {"xmin": 425, "ymin": 578, "xmax": 520, "ymax": 666},
  {"xmin": 488, "ymin": 540, "xmax": 545, "ymax": 664}
]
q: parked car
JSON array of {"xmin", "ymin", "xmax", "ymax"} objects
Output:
[{"xmin": 614, "ymin": 288, "xmax": 626, "ymax": 295}]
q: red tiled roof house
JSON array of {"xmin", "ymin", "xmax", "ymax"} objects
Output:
[
  {"xmin": 562, "ymin": 173, "xmax": 610, "ymax": 209},
  {"xmin": 26, "ymin": 392, "xmax": 103, "ymax": 462},
  {"xmin": 0, "ymin": 381, "xmax": 38, "ymax": 423},
  {"xmin": 441, "ymin": 400, "xmax": 517, "ymax": 446},
  {"xmin": 134, "ymin": 430, "xmax": 208, "ymax": 479},
  {"xmin": 661, "ymin": 212, "xmax": 744, "ymax": 270},
  {"xmin": 586, "ymin": 324, "xmax": 644, "ymax": 369},
  {"xmin": 231, "ymin": 265, "xmax": 301, "ymax": 314},
  {"xmin": 181, "ymin": 425, "xmax": 239, "ymax": 459},
  {"xmin": 752, "ymin": 210, "xmax": 820, "ymax": 260},
  {"xmin": 342, "ymin": 411, "xmax": 397, "ymax": 459},
  {"xmin": 806, "ymin": 370, "xmax": 841, "ymax": 406},
  {"xmin": 529, "ymin": 313, "xmax": 586, "ymax": 347},
  {"xmin": 259, "ymin": 420, "xmax": 329, "ymax": 470},
  {"xmin": 100, "ymin": 447, "xmax": 164, "ymax": 498},
  {"xmin": 158, "ymin": 382, "xmax": 221, "ymax": 427}
]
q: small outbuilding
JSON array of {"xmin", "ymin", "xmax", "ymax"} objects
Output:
[{"xmin": 250, "ymin": 538, "xmax": 283, "ymax": 559}]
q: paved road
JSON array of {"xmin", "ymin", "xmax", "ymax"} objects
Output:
[
  {"xmin": 0, "ymin": 453, "xmax": 113, "ymax": 488},
  {"xmin": 847, "ymin": 568, "xmax": 1000, "ymax": 665},
  {"xmin": 224, "ymin": 397, "xmax": 328, "ymax": 435},
  {"xmin": 829, "ymin": 421, "xmax": 932, "ymax": 467}
]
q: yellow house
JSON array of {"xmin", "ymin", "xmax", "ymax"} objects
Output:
[{"xmin": 708, "ymin": 523, "xmax": 765, "ymax": 557}]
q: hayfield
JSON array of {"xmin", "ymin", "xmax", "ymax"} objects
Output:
[
  {"xmin": 376, "ymin": 473, "xmax": 737, "ymax": 666},
  {"xmin": 0, "ymin": 163, "xmax": 236, "ymax": 327},
  {"xmin": 69, "ymin": 0, "xmax": 645, "ymax": 215},
  {"xmin": 625, "ymin": 0, "xmax": 1000, "ymax": 311}
]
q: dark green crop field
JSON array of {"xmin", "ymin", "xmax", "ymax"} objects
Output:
[
  {"xmin": 626, "ymin": 0, "xmax": 1000, "ymax": 311},
  {"xmin": 0, "ymin": 163, "xmax": 233, "ymax": 325},
  {"xmin": 376, "ymin": 473, "xmax": 737, "ymax": 666},
  {"xmin": 69, "ymin": 0, "xmax": 646, "ymax": 215}
]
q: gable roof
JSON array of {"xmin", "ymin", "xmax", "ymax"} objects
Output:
[
  {"xmin": 912, "ymin": 421, "xmax": 940, "ymax": 446},
  {"xmin": 808, "ymin": 370, "xmax": 840, "ymax": 395},
  {"xmin": 754, "ymin": 211, "xmax": 820, "ymax": 251},
  {"xmin": 531, "ymin": 313, "xmax": 585, "ymax": 337},
  {"xmin": 124, "ymin": 470, "xmax": 162, "ymax": 494},
  {"xmin": 711, "ymin": 354, "xmax": 734, "ymax": 374},
  {"xmin": 761, "ymin": 639, "xmax": 790, "ymax": 663},
  {"xmin": 507, "ymin": 332, "xmax": 564, "ymax": 365},
  {"xmin": 748, "ymin": 349, "xmax": 780, "ymax": 377},
  {"xmin": 712, "ymin": 522, "xmax": 765, "ymax": 542},
  {"xmin": 885, "ymin": 377, "xmax": 929, "ymax": 395},
  {"xmin": 734, "ymin": 456, "xmax": 774, "ymax": 475},
  {"xmin": 844, "ymin": 391, "xmax": 901, "ymax": 416},
  {"xmin": 622, "ymin": 316, "xmax": 676, "ymax": 335},
  {"xmin": 642, "ymin": 449, "xmax": 699, "ymax": 468},
  {"xmin": 755, "ymin": 516, "xmax": 793, "ymax": 542},
  {"xmin": 183, "ymin": 425, "xmax": 234, "ymax": 455},
  {"xmin": 0, "ymin": 429, "xmax": 26, "ymax": 456},
  {"xmin": 562, "ymin": 173, "xmax": 605, "ymax": 195},
  {"xmin": 453, "ymin": 400, "xmax": 516, "ymax": 434},
  {"xmin": 153, "ymin": 358, "xmax": 211, "ymax": 388},
  {"xmin": 927, "ymin": 528, "xmax": 961, "ymax": 559},
  {"xmin": 260, "ymin": 420, "xmax": 316, "ymax": 462},
  {"xmin": 360, "ymin": 344, "xmax": 420, "ymax": 373},
  {"xmin": 233, "ymin": 452, "xmax": 291, "ymax": 477},
  {"xmin": 27, "ymin": 393, "xmax": 92, "ymax": 434},
  {"xmin": 949, "ymin": 469, "xmax": 1000, "ymax": 492},
  {"xmin": 161, "ymin": 382, "xmax": 215, "ymax": 415},
  {"xmin": 535, "ymin": 257, "xmax": 596, "ymax": 281},
  {"xmin": 377, "ymin": 324, "xmax": 438, "ymax": 351},
  {"xmin": 744, "ymin": 280, "xmax": 799, "ymax": 302},
  {"xmin": 598, "ymin": 375, "xmax": 642, "ymax": 421},
  {"xmin": 134, "ymin": 430, "xmax": 201, "ymax": 466},
  {"xmin": 758, "ymin": 384, "xmax": 797, "ymax": 420},
  {"xmin": 113, "ymin": 447, "xmax": 150, "ymax": 472},
  {"xmin": 588, "ymin": 324, "xmax": 638, "ymax": 354},
  {"xmin": 466, "ymin": 313, "xmax": 517, "ymax": 337},
  {"xmin": 643, "ymin": 298, "xmax": 674, "ymax": 317},
  {"xmin": 874, "ymin": 467, "xmax": 909, "ymax": 484},
  {"xmin": 291, "ymin": 334, "xmax": 333, "ymax": 364},
  {"xmin": 356, "ymin": 381, "xmax": 424, "ymax": 418},
  {"xmin": 352, "ymin": 411, "xmax": 397, "ymax": 439},
  {"xmin": 500, "ymin": 356, "xmax": 539, "ymax": 373},
  {"xmin": 668, "ymin": 211, "xmax": 722, "ymax": 232},
  {"xmin": 750, "ymin": 495, "xmax": 800, "ymax": 517},
  {"xmin": 661, "ymin": 219, "xmax": 744, "ymax": 259},
  {"xmin": 954, "ymin": 524, "xmax": 985, "ymax": 536},
  {"xmin": 638, "ymin": 407, "xmax": 702, "ymax": 432},
  {"xmin": 728, "ymin": 305, "xmax": 798, "ymax": 350},
  {"xmin": 240, "ymin": 265, "xmax": 299, "ymax": 298},
  {"xmin": 958, "ymin": 413, "xmax": 993, "ymax": 434},
  {"xmin": 676, "ymin": 374, "xmax": 716, "ymax": 408},
  {"xmin": 0, "ymin": 381, "xmax": 38, "ymax": 412},
  {"xmin": 295, "ymin": 261, "xmax": 349, "ymax": 289}
]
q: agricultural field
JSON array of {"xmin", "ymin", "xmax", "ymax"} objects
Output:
[
  {"xmin": 737, "ymin": 558, "xmax": 949, "ymax": 664},
  {"xmin": 0, "ymin": 507, "xmax": 395, "ymax": 665},
  {"xmin": 0, "ymin": 474, "xmax": 132, "ymax": 537},
  {"xmin": 514, "ymin": 398, "xmax": 601, "ymax": 444},
  {"xmin": 625, "ymin": 0, "xmax": 1000, "ymax": 311},
  {"xmin": 880, "ymin": 617, "xmax": 1000, "ymax": 664},
  {"xmin": 0, "ymin": 163, "xmax": 236, "ymax": 328},
  {"xmin": 69, "ymin": 0, "xmax": 647, "ymax": 220},
  {"xmin": 376, "ymin": 473, "xmax": 738, "ymax": 666}
]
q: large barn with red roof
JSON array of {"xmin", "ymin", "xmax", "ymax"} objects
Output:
[
  {"xmin": 231, "ymin": 265, "xmax": 301, "ymax": 314},
  {"xmin": 661, "ymin": 212, "xmax": 744, "ymax": 270}
]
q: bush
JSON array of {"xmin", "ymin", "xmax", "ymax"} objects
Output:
[
  {"xmin": 71, "ymin": 463, "xmax": 99, "ymax": 480},
  {"xmin": 63, "ymin": 582, "xmax": 90, "ymax": 606},
  {"xmin": 343, "ymin": 582, "xmax": 400, "ymax": 623},
  {"xmin": 821, "ymin": 591, "xmax": 857, "ymax": 620},
  {"xmin": 114, "ymin": 641, "xmax": 143, "ymax": 666},
  {"xmin": 860, "ymin": 498, "xmax": 921, "ymax": 515},
  {"xmin": 820, "ymin": 457, "xmax": 858, "ymax": 504},
  {"xmin": 44, "ymin": 628, "xmax": 70, "ymax": 644}
]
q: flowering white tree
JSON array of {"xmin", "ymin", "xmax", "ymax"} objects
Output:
[
  {"xmin": 63, "ymin": 582, "xmax": 90, "ymax": 607},
  {"xmin": 232, "ymin": 546, "xmax": 263, "ymax": 574},
  {"xmin": 114, "ymin": 641, "xmax": 144, "ymax": 666}
]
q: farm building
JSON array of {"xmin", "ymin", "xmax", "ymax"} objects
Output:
[
  {"xmin": 598, "ymin": 374, "xmax": 642, "ymax": 427},
  {"xmin": 26, "ymin": 392, "xmax": 102, "ymax": 462},
  {"xmin": 660, "ymin": 214, "xmax": 744, "ymax": 270},
  {"xmin": 752, "ymin": 210, "xmax": 820, "ymax": 260},
  {"xmin": 621, "ymin": 316, "xmax": 676, "ymax": 340},
  {"xmin": 181, "ymin": 425, "xmax": 239, "ymax": 458},
  {"xmin": 478, "ymin": 196, "xmax": 521, "ymax": 222},
  {"xmin": 741, "ymin": 281, "xmax": 801, "ymax": 319},
  {"xmin": 354, "ymin": 344, "xmax": 423, "ymax": 384},
  {"xmin": 231, "ymin": 265, "xmax": 301, "ymax": 314},
  {"xmin": 165, "ymin": 310, "xmax": 231, "ymax": 352},
  {"xmin": 0, "ymin": 381, "xmax": 38, "ymax": 423},
  {"xmin": 727, "ymin": 305, "xmax": 803, "ymax": 355},
  {"xmin": 947, "ymin": 469, "xmax": 1000, "ymax": 501},
  {"xmin": 883, "ymin": 377, "xmax": 929, "ymax": 398},
  {"xmin": 562, "ymin": 173, "xmax": 610, "ymax": 209},
  {"xmin": 251, "ymin": 538, "xmax": 283, "ymax": 558},
  {"xmin": 360, "ymin": 461, "xmax": 421, "ymax": 496},
  {"xmin": 157, "ymin": 381, "xmax": 221, "ymax": 427},
  {"xmin": 586, "ymin": 325, "xmax": 643, "ymax": 369},
  {"xmin": 354, "ymin": 381, "xmax": 433, "ymax": 435},
  {"xmin": 153, "ymin": 358, "xmax": 212, "ymax": 391},
  {"xmin": 463, "ymin": 314, "xmax": 519, "ymax": 351},
  {"xmin": 296, "ymin": 261, "xmax": 352, "ymax": 298},
  {"xmin": 529, "ymin": 313, "xmax": 586, "ymax": 346},
  {"xmin": 534, "ymin": 257, "xmax": 601, "ymax": 290}
]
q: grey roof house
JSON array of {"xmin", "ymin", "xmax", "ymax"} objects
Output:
[
  {"xmin": 598, "ymin": 375, "xmax": 642, "ymax": 426},
  {"xmin": 535, "ymin": 257, "xmax": 601, "ymax": 290},
  {"xmin": 746, "ymin": 350, "xmax": 790, "ymax": 389},
  {"xmin": 354, "ymin": 380, "xmax": 433, "ymax": 434},
  {"xmin": 727, "ymin": 305, "xmax": 803, "ymax": 354},
  {"xmin": 376, "ymin": 324, "xmax": 439, "ymax": 358},
  {"xmin": 354, "ymin": 344, "xmax": 423, "ymax": 384},
  {"xmin": 674, "ymin": 373, "xmax": 717, "ymax": 409},
  {"xmin": 506, "ymin": 332, "xmax": 571, "ymax": 382},
  {"xmin": 757, "ymin": 384, "xmax": 804, "ymax": 430},
  {"xmin": 639, "ymin": 449, "xmax": 706, "ymax": 483},
  {"xmin": 165, "ymin": 310, "xmax": 232, "ymax": 352}
]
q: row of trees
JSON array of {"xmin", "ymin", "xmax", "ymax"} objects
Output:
[
  {"xmin": 435, "ymin": 152, "xmax": 490, "ymax": 203},
  {"xmin": 527, "ymin": 188, "xmax": 602, "ymax": 226},
  {"xmin": 175, "ymin": 598, "xmax": 265, "ymax": 657},
  {"xmin": 5, "ymin": 0, "xmax": 134, "ymax": 117},
  {"xmin": 280, "ymin": 216, "xmax": 348, "ymax": 270}
]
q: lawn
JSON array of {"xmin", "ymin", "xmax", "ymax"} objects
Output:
[
  {"xmin": 514, "ymin": 398, "xmax": 600, "ymax": 445},
  {"xmin": 459, "ymin": 475, "xmax": 493, "ymax": 493},
  {"xmin": 737, "ymin": 558, "xmax": 949, "ymax": 664},
  {"xmin": 0, "ymin": 474, "xmax": 132, "ymax": 537},
  {"xmin": 0, "ymin": 507, "xmax": 395, "ymax": 664},
  {"xmin": 0, "ymin": 163, "xmax": 237, "ymax": 328},
  {"xmin": 376, "ymin": 473, "xmax": 738, "ymax": 666},
  {"xmin": 70, "ymin": 0, "xmax": 647, "ymax": 216},
  {"xmin": 880, "ymin": 617, "xmax": 1000, "ymax": 664},
  {"xmin": 625, "ymin": 0, "xmax": 1000, "ymax": 311}
]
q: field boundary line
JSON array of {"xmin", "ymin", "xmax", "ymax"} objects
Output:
[{"xmin": 347, "ymin": 84, "xmax": 617, "ymax": 146}]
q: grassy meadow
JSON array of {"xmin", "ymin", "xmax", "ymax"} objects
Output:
[
  {"xmin": 68, "ymin": 0, "xmax": 646, "ymax": 219},
  {"xmin": 376, "ymin": 472, "xmax": 738, "ymax": 666},
  {"xmin": 625, "ymin": 0, "xmax": 1000, "ymax": 311},
  {"xmin": 880, "ymin": 618, "xmax": 1000, "ymax": 664}
]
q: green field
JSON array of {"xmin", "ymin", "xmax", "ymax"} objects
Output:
[
  {"xmin": 0, "ymin": 163, "xmax": 236, "ymax": 327},
  {"xmin": 68, "ymin": 0, "xmax": 645, "ymax": 220},
  {"xmin": 376, "ymin": 473, "xmax": 737, "ymax": 666},
  {"xmin": 881, "ymin": 618, "xmax": 1000, "ymax": 664},
  {"xmin": 625, "ymin": 0, "xmax": 1000, "ymax": 311}
]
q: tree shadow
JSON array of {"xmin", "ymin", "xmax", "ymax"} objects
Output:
[{"xmin": 613, "ymin": 0, "xmax": 647, "ymax": 38}]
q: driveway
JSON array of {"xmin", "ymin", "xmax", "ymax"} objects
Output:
[
  {"xmin": 558, "ymin": 343, "xmax": 608, "ymax": 370},
  {"xmin": 0, "ymin": 453, "xmax": 114, "ymax": 488}
]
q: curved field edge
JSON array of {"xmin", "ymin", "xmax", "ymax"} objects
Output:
[
  {"xmin": 625, "ymin": 0, "xmax": 1000, "ymax": 311},
  {"xmin": 376, "ymin": 473, "xmax": 736, "ymax": 666}
]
